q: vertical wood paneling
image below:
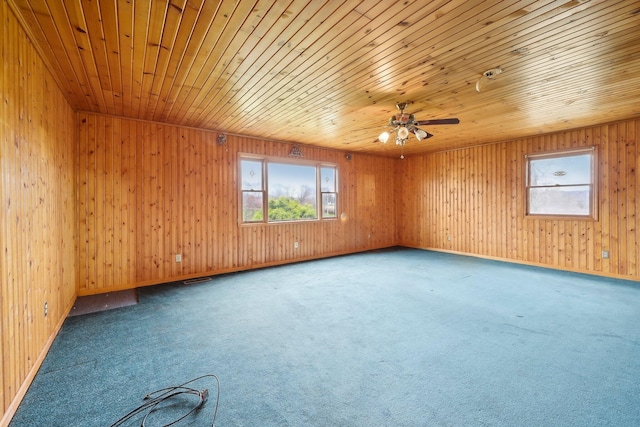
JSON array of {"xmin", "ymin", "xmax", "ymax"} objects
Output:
[
  {"xmin": 398, "ymin": 118, "xmax": 640, "ymax": 281},
  {"xmin": 123, "ymin": 119, "xmax": 136, "ymax": 285},
  {"xmin": 608, "ymin": 124, "xmax": 620, "ymax": 274},
  {"xmin": 75, "ymin": 114, "xmax": 397, "ymax": 293},
  {"xmin": 95, "ymin": 114, "xmax": 106, "ymax": 289},
  {"xmin": 1, "ymin": 2, "xmax": 9, "ymax": 413},
  {"xmin": 134, "ymin": 122, "xmax": 145, "ymax": 282},
  {"xmin": 631, "ymin": 121, "xmax": 639, "ymax": 277},
  {"xmin": 1, "ymin": 2, "xmax": 76, "ymax": 424},
  {"xmin": 110, "ymin": 118, "xmax": 121, "ymax": 286}
]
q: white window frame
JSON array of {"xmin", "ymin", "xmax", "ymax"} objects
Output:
[
  {"xmin": 240, "ymin": 157, "xmax": 266, "ymax": 223},
  {"xmin": 525, "ymin": 147, "xmax": 597, "ymax": 219},
  {"xmin": 239, "ymin": 154, "xmax": 338, "ymax": 224},
  {"xmin": 320, "ymin": 166, "xmax": 337, "ymax": 219}
]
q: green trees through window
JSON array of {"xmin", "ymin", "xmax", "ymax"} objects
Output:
[
  {"xmin": 251, "ymin": 196, "xmax": 317, "ymax": 221},
  {"xmin": 240, "ymin": 157, "xmax": 337, "ymax": 223}
]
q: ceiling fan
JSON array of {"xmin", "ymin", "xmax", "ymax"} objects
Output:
[{"xmin": 375, "ymin": 102, "xmax": 460, "ymax": 158}]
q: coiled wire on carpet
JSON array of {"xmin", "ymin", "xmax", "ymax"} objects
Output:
[{"xmin": 108, "ymin": 374, "xmax": 220, "ymax": 427}]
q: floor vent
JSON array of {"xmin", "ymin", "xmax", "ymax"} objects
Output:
[{"xmin": 183, "ymin": 277, "xmax": 212, "ymax": 285}]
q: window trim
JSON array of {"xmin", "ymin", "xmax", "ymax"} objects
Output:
[
  {"xmin": 525, "ymin": 146, "xmax": 597, "ymax": 220},
  {"xmin": 239, "ymin": 156, "xmax": 266, "ymax": 223},
  {"xmin": 319, "ymin": 166, "xmax": 338, "ymax": 219},
  {"xmin": 239, "ymin": 154, "xmax": 338, "ymax": 224}
]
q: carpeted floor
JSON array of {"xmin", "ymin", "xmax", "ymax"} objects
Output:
[{"xmin": 10, "ymin": 248, "xmax": 640, "ymax": 426}]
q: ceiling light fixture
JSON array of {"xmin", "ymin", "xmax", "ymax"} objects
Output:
[
  {"xmin": 378, "ymin": 131, "xmax": 390, "ymax": 143},
  {"xmin": 414, "ymin": 128, "xmax": 429, "ymax": 141},
  {"xmin": 376, "ymin": 102, "xmax": 458, "ymax": 159},
  {"xmin": 376, "ymin": 103, "xmax": 432, "ymax": 155}
]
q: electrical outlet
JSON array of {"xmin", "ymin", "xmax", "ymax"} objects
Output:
[
  {"xmin": 175, "ymin": 254, "xmax": 182, "ymax": 263},
  {"xmin": 447, "ymin": 235, "xmax": 452, "ymax": 241},
  {"xmin": 44, "ymin": 301, "xmax": 48, "ymax": 317},
  {"xmin": 294, "ymin": 242, "xmax": 299, "ymax": 249},
  {"xmin": 602, "ymin": 250, "xmax": 609, "ymax": 259}
]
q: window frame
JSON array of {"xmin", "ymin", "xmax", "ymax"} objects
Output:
[
  {"xmin": 239, "ymin": 154, "xmax": 338, "ymax": 224},
  {"xmin": 319, "ymin": 166, "xmax": 338, "ymax": 219},
  {"xmin": 525, "ymin": 147, "xmax": 597, "ymax": 220},
  {"xmin": 239, "ymin": 157, "xmax": 266, "ymax": 223}
]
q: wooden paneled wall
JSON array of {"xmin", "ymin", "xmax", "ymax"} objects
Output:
[
  {"xmin": 75, "ymin": 113, "xmax": 397, "ymax": 294},
  {"xmin": 0, "ymin": 1, "xmax": 77, "ymax": 425},
  {"xmin": 398, "ymin": 118, "xmax": 640, "ymax": 281}
]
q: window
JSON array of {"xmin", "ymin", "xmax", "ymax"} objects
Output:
[
  {"xmin": 240, "ymin": 156, "xmax": 338, "ymax": 223},
  {"xmin": 240, "ymin": 159, "xmax": 265, "ymax": 222},
  {"xmin": 267, "ymin": 162, "xmax": 317, "ymax": 221},
  {"xmin": 320, "ymin": 167, "xmax": 337, "ymax": 218},
  {"xmin": 525, "ymin": 147, "xmax": 596, "ymax": 218}
]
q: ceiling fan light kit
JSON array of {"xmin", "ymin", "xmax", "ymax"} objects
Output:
[
  {"xmin": 414, "ymin": 128, "xmax": 429, "ymax": 141},
  {"xmin": 378, "ymin": 131, "xmax": 390, "ymax": 143},
  {"xmin": 397, "ymin": 126, "xmax": 410, "ymax": 140},
  {"xmin": 377, "ymin": 102, "xmax": 459, "ymax": 158}
]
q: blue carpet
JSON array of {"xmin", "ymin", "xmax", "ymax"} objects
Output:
[{"xmin": 10, "ymin": 249, "xmax": 640, "ymax": 426}]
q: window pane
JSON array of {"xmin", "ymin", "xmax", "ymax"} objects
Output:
[
  {"xmin": 530, "ymin": 154, "xmax": 591, "ymax": 186},
  {"xmin": 267, "ymin": 163, "xmax": 317, "ymax": 221},
  {"xmin": 241, "ymin": 159, "xmax": 263, "ymax": 190},
  {"xmin": 320, "ymin": 167, "xmax": 336, "ymax": 192},
  {"xmin": 322, "ymin": 193, "xmax": 336, "ymax": 218},
  {"xmin": 242, "ymin": 192, "xmax": 263, "ymax": 222},
  {"xmin": 529, "ymin": 185, "xmax": 591, "ymax": 215}
]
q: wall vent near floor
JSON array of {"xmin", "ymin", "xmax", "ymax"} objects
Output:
[{"xmin": 183, "ymin": 277, "xmax": 212, "ymax": 285}]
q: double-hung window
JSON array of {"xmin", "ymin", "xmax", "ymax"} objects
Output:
[
  {"xmin": 240, "ymin": 155, "xmax": 338, "ymax": 223},
  {"xmin": 320, "ymin": 167, "xmax": 337, "ymax": 219},
  {"xmin": 240, "ymin": 158, "xmax": 265, "ymax": 222},
  {"xmin": 525, "ymin": 147, "xmax": 596, "ymax": 218}
]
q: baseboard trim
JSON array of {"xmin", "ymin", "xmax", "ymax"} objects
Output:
[
  {"xmin": 77, "ymin": 245, "xmax": 398, "ymax": 296},
  {"xmin": 402, "ymin": 245, "xmax": 640, "ymax": 283}
]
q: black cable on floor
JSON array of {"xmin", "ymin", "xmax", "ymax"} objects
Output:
[{"xmin": 108, "ymin": 374, "xmax": 220, "ymax": 427}]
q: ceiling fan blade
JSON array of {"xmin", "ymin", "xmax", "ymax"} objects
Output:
[{"xmin": 415, "ymin": 118, "xmax": 460, "ymax": 126}]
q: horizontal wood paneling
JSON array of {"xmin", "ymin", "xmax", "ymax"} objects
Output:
[
  {"xmin": 0, "ymin": 2, "xmax": 76, "ymax": 425},
  {"xmin": 398, "ymin": 118, "xmax": 640, "ymax": 281},
  {"xmin": 76, "ymin": 113, "xmax": 397, "ymax": 294}
]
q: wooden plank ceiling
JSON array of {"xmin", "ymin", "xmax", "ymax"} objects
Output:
[{"xmin": 9, "ymin": 0, "xmax": 640, "ymax": 157}]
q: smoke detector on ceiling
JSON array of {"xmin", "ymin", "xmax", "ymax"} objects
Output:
[{"xmin": 475, "ymin": 68, "xmax": 503, "ymax": 92}]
